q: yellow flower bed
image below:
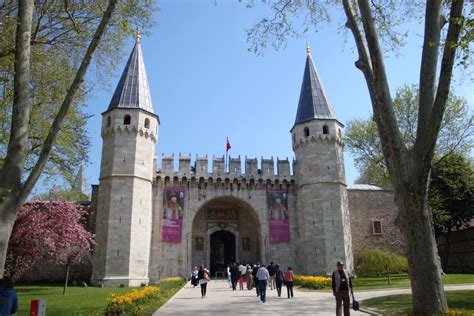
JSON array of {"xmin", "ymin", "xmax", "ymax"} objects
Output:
[
  {"xmin": 160, "ymin": 277, "xmax": 183, "ymax": 283},
  {"xmin": 294, "ymin": 275, "xmax": 332, "ymax": 289},
  {"xmin": 106, "ymin": 286, "xmax": 160, "ymax": 314}
]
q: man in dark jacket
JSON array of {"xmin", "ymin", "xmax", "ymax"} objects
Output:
[
  {"xmin": 275, "ymin": 264, "xmax": 284, "ymax": 297},
  {"xmin": 230, "ymin": 263, "xmax": 240, "ymax": 291},
  {"xmin": 331, "ymin": 261, "xmax": 353, "ymax": 316},
  {"xmin": 0, "ymin": 277, "xmax": 19, "ymax": 315},
  {"xmin": 267, "ymin": 262, "xmax": 276, "ymax": 290}
]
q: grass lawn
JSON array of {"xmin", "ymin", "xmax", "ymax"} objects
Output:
[
  {"xmin": 16, "ymin": 280, "xmax": 185, "ymax": 316},
  {"xmin": 352, "ymin": 274, "xmax": 474, "ymax": 291},
  {"xmin": 362, "ymin": 290, "xmax": 474, "ymax": 314}
]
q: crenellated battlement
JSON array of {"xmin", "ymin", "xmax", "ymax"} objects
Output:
[
  {"xmin": 156, "ymin": 154, "xmax": 295, "ymax": 183},
  {"xmin": 101, "ymin": 125, "xmax": 158, "ymax": 143}
]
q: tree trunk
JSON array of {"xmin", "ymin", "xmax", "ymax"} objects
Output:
[
  {"xmin": 0, "ymin": 198, "xmax": 19, "ymax": 277},
  {"xmin": 63, "ymin": 264, "xmax": 70, "ymax": 295},
  {"xmin": 396, "ymin": 183, "xmax": 448, "ymax": 313}
]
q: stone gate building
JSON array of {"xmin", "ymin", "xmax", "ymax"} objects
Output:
[{"xmin": 90, "ymin": 39, "xmax": 401, "ymax": 287}]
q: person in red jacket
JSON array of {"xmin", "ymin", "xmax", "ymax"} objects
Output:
[{"xmin": 283, "ymin": 266, "xmax": 294, "ymax": 298}]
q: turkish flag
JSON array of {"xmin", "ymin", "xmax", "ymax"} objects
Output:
[{"xmin": 226, "ymin": 137, "xmax": 231, "ymax": 152}]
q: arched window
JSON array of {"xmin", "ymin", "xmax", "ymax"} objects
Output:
[
  {"xmin": 304, "ymin": 127, "xmax": 310, "ymax": 137},
  {"xmin": 144, "ymin": 118, "xmax": 150, "ymax": 129},
  {"xmin": 323, "ymin": 125, "xmax": 329, "ymax": 135},
  {"xmin": 124, "ymin": 114, "xmax": 131, "ymax": 125},
  {"xmin": 106, "ymin": 116, "xmax": 111, "ymax": 127}
]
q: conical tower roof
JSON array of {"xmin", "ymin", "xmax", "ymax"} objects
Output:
[
  {"xmin": 294, "ymin": 47, "xmax": 336, "ymax": 125},
  {"xmin": 72, "ymin": 164, "xmax": 88, "ymax": 197},
  {"xmin": 107, "ymin": 38, "xmax": 154, "ymax": 113}
]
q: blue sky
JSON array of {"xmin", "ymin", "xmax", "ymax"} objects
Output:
[{"xmin": 80, "ymin": 0, "xmax": 472, "ymax": 191}]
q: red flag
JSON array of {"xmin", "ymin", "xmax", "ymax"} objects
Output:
[{"xmin": 226, "ymin": 137, "xmax": 231, "ymax": 152}]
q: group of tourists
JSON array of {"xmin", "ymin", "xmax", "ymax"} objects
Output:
[
  {"xmin": 245, "ymin": 262, "xmax": 294, "ymax": 303},
  {"xmin": 190, "ymin": 260, "xmax": 355, "ymax": 315}
]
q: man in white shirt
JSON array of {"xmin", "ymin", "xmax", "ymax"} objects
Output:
[{"xmin": 256, "ymin": 264, "xmax": 270, "ymax": 303}]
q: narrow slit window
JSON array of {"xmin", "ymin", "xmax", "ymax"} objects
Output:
[
  {"xmin": 124, "ymin": 114, "xmax": 131, "ymax": 125},
  {"xmin": 372, "ymin": 220, "xmax": 383, "ymax": 235},
  {"xmin": 106, "ymin": 116, "xmax": 111, "ymax": 127},
  {"xmin": 304, "ymin": 127, "xmax": 310, "ymax": 137},
  {"xmin": 145, "ymin": 118, "xmax": 150, "ymax": 128},
  {"xmin": 323, "ymin": 125, "xmax": 329, "ymax": 135}
]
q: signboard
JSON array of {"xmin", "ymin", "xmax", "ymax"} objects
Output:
[
  {"xmin": 161, "ymin": 187, "xmax": 185, "ymax": 243},
  {"xmin": 267, "ymin": 189, "xmax": 290, "ymax": 243},
  {"xmin": 207, "ymin": 209, "xmax": 239, "ymax": 221}
]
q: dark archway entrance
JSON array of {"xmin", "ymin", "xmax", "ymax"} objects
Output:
[{"xmin": 210, "ymin": 230, "xmax": 235, "ymax": 276}]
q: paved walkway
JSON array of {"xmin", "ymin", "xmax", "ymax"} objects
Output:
[{"xmin": 153, "ymin": 279, "xmax": 474, "ymax": 315}]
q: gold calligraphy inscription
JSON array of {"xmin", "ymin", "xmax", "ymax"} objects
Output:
[{"xmin": 207, "ymin": 209, "xmax": 238, "ymax": 221}]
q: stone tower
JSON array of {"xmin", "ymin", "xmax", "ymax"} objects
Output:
[
  {"xmin": 91, "ymin": 36, "xmax": 159, "ymax": 286},
  {"xmin": 292, "ymin": 46, "xmax": 353, "ymax": 274}
]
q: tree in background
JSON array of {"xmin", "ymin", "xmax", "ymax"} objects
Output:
[
  {"xmin": 0, "ymin": 1, "xmax": 155, "ymax": 277},
  {"xmin": 247, "ymin": 1, "xmax": 472, "ymax": 312},
  {"xmin": 4, "ymin": 201, "xmax": 94, "ymax": 289},
  {"xmin": 429, "ymin": 153, "xmax": 474, "ymax": 271},
  {"xmin": 345, "ymin": 85, "xmax": 473, "ymax": 188}
]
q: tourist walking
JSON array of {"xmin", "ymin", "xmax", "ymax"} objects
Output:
[
  {"xmin": 230, "ymin": 263, "xmax": 239, "ymax": 291},
  {"xmin": 226, "ymin": 263, "xmax": 232, "ymax": 288},
  {"xmin": 0, "ymin": 277, "xmax": 19, "ymax": 316},
  {"xmin": 267, "ymin": 262, "xmax": 276, "ymax": 290},
  {"xmin": 239, "ymin": 262, "xmax": 246, "ymax": 290},
  {"xmin": 284, "ymin": 266, "xmax": 294, "ymax": 298},
  {"xmin": 332, "ymin": 261, "xmax": 353, "ymax": 316},
  {"xmin": 256, "ymin": 264, "xmax": 270, "ymax": 303},
  {"xmin": 275, "ymin": 264, "xmax": 284, "ymax": 297},
  {"xmin": 245, "ymin": 265, "xmax": 253, "ymax": 290},
  {"xmin": 252, "ymin": 264, "xmax": 260, "ymax": 297},
  {"xmin": 197, "ymin": 265, "xmax": 210, "ymax": 298},
  {"xmin": 191, "ymin": 266, "xmax": 199, "ymax": 288}
]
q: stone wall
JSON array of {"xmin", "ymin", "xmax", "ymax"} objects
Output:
[
  {"xmin": 20, "ymin": 260, "xmax": 92, "ymax": 284},
  {"xmin": 437, "ymin": 226, "xmax": 474, "ymax": 273},
  {"xmin": 348, "ymin": 187, "xmax": 404, "ymax": 260},
  {"xmin": 148, "ymin": 175, "xmax": 298, "ymax": 281}
]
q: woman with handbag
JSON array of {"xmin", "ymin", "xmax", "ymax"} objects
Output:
[{"xmin": 197, "ymin": 265, "xmax": 210, "ymax": 298}]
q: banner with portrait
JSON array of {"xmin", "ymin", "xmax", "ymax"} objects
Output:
[
  {"xmin": 161, "ymin": 187, "xmax": 185, "ymax": 243},
  {"xmin": 267, "ymin": 189, "xmax": 290, "ymax": 243}
]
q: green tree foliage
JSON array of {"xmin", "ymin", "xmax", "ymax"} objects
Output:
[
  {"xmin": 355, "ymin": 249, "xmax": 408, "ymax": 284},
  {"xmin": 0, "ymin": 0, "xmax": 155, "ymax": 183},
  {"xmin": 345, "ymin": 85, "xmax": 473, "ymax": 188},
  {"xmin": 430, "ymin": 153, "xmax": 474, "ymax": 236}
]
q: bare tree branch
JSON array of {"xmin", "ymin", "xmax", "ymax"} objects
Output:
[
  {"xmin": 417, "ymin": 0, "xmax": 465, "ymax": 163},
  {"xmin": 417, "ymin": 0, "xmax": 441, "ymax": 141}
]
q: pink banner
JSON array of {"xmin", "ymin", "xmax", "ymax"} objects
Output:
[
  {"xmin": 267, "ymin": 189, "xmax": 290, "ymax": 243},
  {"xmin": 161, "ymin": 187, "xmax": 185, "ymax": 243},
  {"xmin": 161, "ymin": 218, "xmax": 182, "ymax": 243},
  {"xmin": 269, "ymin": 219, "xmax": 290, "ymax": 243}
]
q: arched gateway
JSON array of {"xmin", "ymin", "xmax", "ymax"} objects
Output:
[{"xmin": 192, "ymin": 196, "xmax": 262, "ymax": 276}]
